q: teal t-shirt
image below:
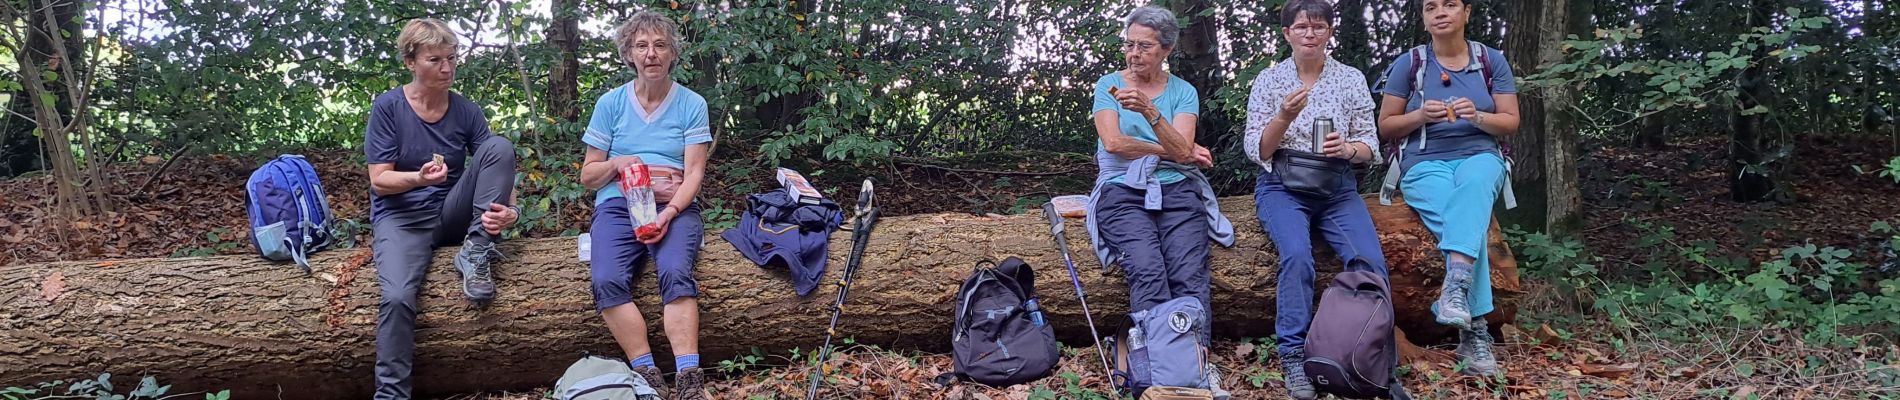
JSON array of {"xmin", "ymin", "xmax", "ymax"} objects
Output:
[
  {"xmin": 1091, "ymin": 72, "xmax": 1199, "ymax": 184},
  {"xmin": 582, "ymin": 81, "xmax": 713, "ymax": 206}
]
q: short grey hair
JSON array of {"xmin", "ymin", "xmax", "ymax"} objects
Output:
[
  {"xmin": 1123, "ymin": 5, "xmax": 1180, "ymax": 49},
  {"xmin": 613, "ymin": 11, "xmax": 685, "ymax": 68}
]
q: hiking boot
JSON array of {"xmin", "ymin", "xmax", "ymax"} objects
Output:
[
  {"xmin": 1455, "ymin": 320, "xmax": 1504, "ymax": 377},
  {"xmin": 1433, "ymin": 261, "xmax": 1475, "ymax": 330},
  {"xmin": 1280, "ymin": 351, "xmax": 1317, "ymax": 400},
  {"xmin": 672, "ymin": 367, "xmax": 710, "ymax": 400},
  {"xmin": 453, "ymin": 240, "xmax": 501, "ymax": 302},
  {"xmin": 1205, "ymin": 363, "xmax": 1231, "ymax": 400},
  {"xmin": 631, "ymin": 365, "xmax": 671, "ymax": 399}
]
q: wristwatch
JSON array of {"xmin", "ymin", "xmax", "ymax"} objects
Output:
[
  {"xmin": 1472, "ymin": 112, "xmax": 1486, "ymax": 127},
  {"xmin": 1146, "ymin": 112, "xmax": 1163, "ymax": 126}
]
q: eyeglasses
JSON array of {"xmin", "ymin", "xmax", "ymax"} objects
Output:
[
  {"xmin": 630, "ymin": 41, "xmax": 673, "ymax": 55},
  {"xmin": 1121, "ymin": 40, "xmax": 1160, "ymax": 53},
  {"xmin": 1290, "ymin": 24, "xmax": 1331, "ymax": 36}
]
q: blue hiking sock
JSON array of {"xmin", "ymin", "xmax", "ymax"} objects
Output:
[
  {"xmin": 675, "ymin": 354, "xmax": 700, "ymax": 370},
  {"xmin": 629, "ymin": 353, "xmax": 656, "ymax": 369}
]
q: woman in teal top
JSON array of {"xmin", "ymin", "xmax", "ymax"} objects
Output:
[
  {"xmin": 575, "ymin": 11, "xmax": 714, "ymax": 400},
  {"xmin": 1375, "ymin": 0, "xmax": 1521, "ymax": 378},
  {"xmin": 1087, "ymin": 4, "xmax": 1226, "ymax": 316}
]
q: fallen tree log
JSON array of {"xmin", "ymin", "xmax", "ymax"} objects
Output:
[{"xmin": 0, "ymin": 194, "xmax": 1517, "ymax": 398}]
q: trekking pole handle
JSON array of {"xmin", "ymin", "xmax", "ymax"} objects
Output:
[
  {"xmin": 855, "ymin": 179, "xmax": 875, "ymax": 217},
  {"xmin": 1041, "ymin": 202, "xmax": 1071, "ymax": 253}
]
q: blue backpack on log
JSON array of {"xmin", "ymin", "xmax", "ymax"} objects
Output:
[{"xmin": 245, "ymin": 154, "xmax": 334, "ymax": 272}]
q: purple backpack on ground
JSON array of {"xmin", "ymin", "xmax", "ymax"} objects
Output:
[
  {"xmin": 1304, "ymin": 257, "xmax": 1411, "ymax": 399},
  {"xmin": 245, "ymin": 154, "xmax": 334, "ymax": 272}
]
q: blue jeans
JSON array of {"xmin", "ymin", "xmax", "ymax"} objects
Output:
[{"xmin": 1254, "ymin": 171, "xmax": 1389, "ymax": 356}]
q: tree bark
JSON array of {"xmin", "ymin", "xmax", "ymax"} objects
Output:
[
  {"xmin": 545, "ymin": 0, "xmax": 580, "ymax": 122},
  {"xmin": 1169, "ymin": 0, "xmax": 1227, "ymax": 150},
  {"xmin": 1498, "ymin": 0, "xmax": 1548, "ymax": 232},
  {"xmin": 0, "ymin": 195, "xmax": 1519, "ymax": 399},
  {"xmin": 1730, "ymin": 0, "xmax": 1778, "ymax": 202},
  {"xmin": 1546, "ymin": 0, "xmax": 1587, "ymax": 234},
  {"xmin": 4, "ymin": 0, "xmax": 95, "ymax": 218}
]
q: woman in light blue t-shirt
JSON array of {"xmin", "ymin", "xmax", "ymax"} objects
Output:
[
  {"xmin": 1374, "ymin": 0, "xmax": 1522, "ymax": 379},
  {"xmin": 573, "ymin": 11, "xmax": 714, "ymax": 400},
  {"xmin": 1087, "ymin": 5, "xmax": 1224, "ymax": 317}
]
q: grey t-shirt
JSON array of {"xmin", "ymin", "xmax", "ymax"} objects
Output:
[{"xmin": 363, "ymin": 87, "xmax": 494, "ymax": 223}]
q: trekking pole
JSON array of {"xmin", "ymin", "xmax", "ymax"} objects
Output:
[
  {"xmin": 807, "ymin": 179, "xmax": 878, "ymax": 400},
  {"xmin": 1041, "ymin": 202, "xmax": 1115, "ymax": 386}
]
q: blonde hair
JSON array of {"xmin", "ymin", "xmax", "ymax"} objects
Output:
[
  {"xmin": 397, "ymin": 18, "xmax": 459, "ymax": 60},
  {"xmin": 614, "ymin": 11, "xmax": 684, "ymax": 68}
]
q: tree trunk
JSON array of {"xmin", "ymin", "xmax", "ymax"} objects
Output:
[
  {"xmin": 1730, "ymin": 0, "xmax": 1778, "ymax": 202},
  {"xmin": 545, "ymin": 0, "xmax": 580, "ymax": 122},
  {"xmin": 1334, "ymin": 0, "xmax": 1371, "ymax": 70},
  {"xmin": 1546, "ymin": 0, "xmax": 1589, "ymax": 234},
  {"xmin": 1498, "ymin": 0, "xmax": 1548, "ymax": 231},
  {"xmin": 1169, "ymin": 0, "xmax": 1227, "ymax": 150},
  {"xmin": 6, "ymin": 0, "xmax": 94, "ymax": 218},
  {"xmin": 1, "ymin": 95, "xmax": 44, "ymax": 178},
  {"xmin": 0, "ymin": 195, "xmax": 1519, "ymax": 399}
]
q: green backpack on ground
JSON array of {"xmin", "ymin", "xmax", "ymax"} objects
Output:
[{"xmin": 555, "ymin": 354, "xmax": 661, "ymax": 400}]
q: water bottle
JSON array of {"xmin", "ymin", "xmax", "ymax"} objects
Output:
[
  {"xmin": 1312, "ymin": 117, "xmax": 1335, "ymax": 153},
  {"xmin": 1025, "ymin": 298, "xmax": 1047, "ymax": 327},
  {"xmin": 619, "ymin": 163, "xmax": 661, "ymax": 240}
]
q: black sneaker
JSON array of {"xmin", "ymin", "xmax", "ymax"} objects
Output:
[
  {"xmin": 1281, "ymin": 351, "xmax": 1317, "ymax": 400},
  {"xmin": 631, "ymin": 365, "xmax": 671, "ymax": 399},
  {"xmin": 453, "ymin": 240, "xmax": 500, "ymax": 302}
]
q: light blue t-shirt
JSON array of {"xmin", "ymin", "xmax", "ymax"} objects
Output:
[
  {"xmin": 1092, "ymin": 72, "xmax": 1199, "ymax": 184},
  {"xmin": 1377, "ymin": 43, "xmax": 1517, "ymax": 171},
  {"xmin": 583, "ymin": 81, "xmax": 713, "ymax": 206}
]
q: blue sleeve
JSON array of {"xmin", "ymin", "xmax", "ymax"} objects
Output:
[
  {"xmin": 683, "ymin": 97, "xmax": 712, "ymax": 145},
  {"xmin": 583, "ymin": 90, "xmax": 619, "ymax": 151},
  {"xmin": 1377, "ymin": 54, "xmax": 1416, "ymax": 99},
  {"xmin": 1091, "ymin": 76, "xmax": 1119, "ymax": 114},
  {"xmin": 1174, "ymin": 81, "xmax": 1200, "ymax": 117},
  {"xmin": 1487, "ymin": 47, "xmax": 1518, "ymax": 94},
  {"xmin": 364, "ymin": 99, "xmax": 400, "ymax": 165}
]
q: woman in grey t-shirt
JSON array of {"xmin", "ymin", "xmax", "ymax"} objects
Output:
[{"xmin": 361, "ymin": 18, "xmax": 520, "ymax": 400}]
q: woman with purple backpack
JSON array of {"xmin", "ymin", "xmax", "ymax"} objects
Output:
[{"xmin": 1241, "ymin": 1, "xmax": 1391, "ymax": 398}]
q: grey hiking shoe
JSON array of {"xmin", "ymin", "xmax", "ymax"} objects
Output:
[
  {"xmin": 453, "ymin": 240, "xmax": 501, "ymax": 302},
  {"xmin": 631, "ymin": 365, "xmax": 671, "ymax": 399},
  {"xmin": 1434, "ymin": 261, "xmax": 1475, "ymax": 330},
  {"xmin": 1280, "ymin": 351, "xmax": 1316, "ymax": 400},
  {"xmin": 672, "ymin": 367, "xmax": 709, "ymax": 400},
  {"xmin": 1456, "ymin": 320, "xmax": 1504, "ymax": 377},
  {"xmin": 1206, "ymin": 363, "xmax": 1231, "ymax": 400}
]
